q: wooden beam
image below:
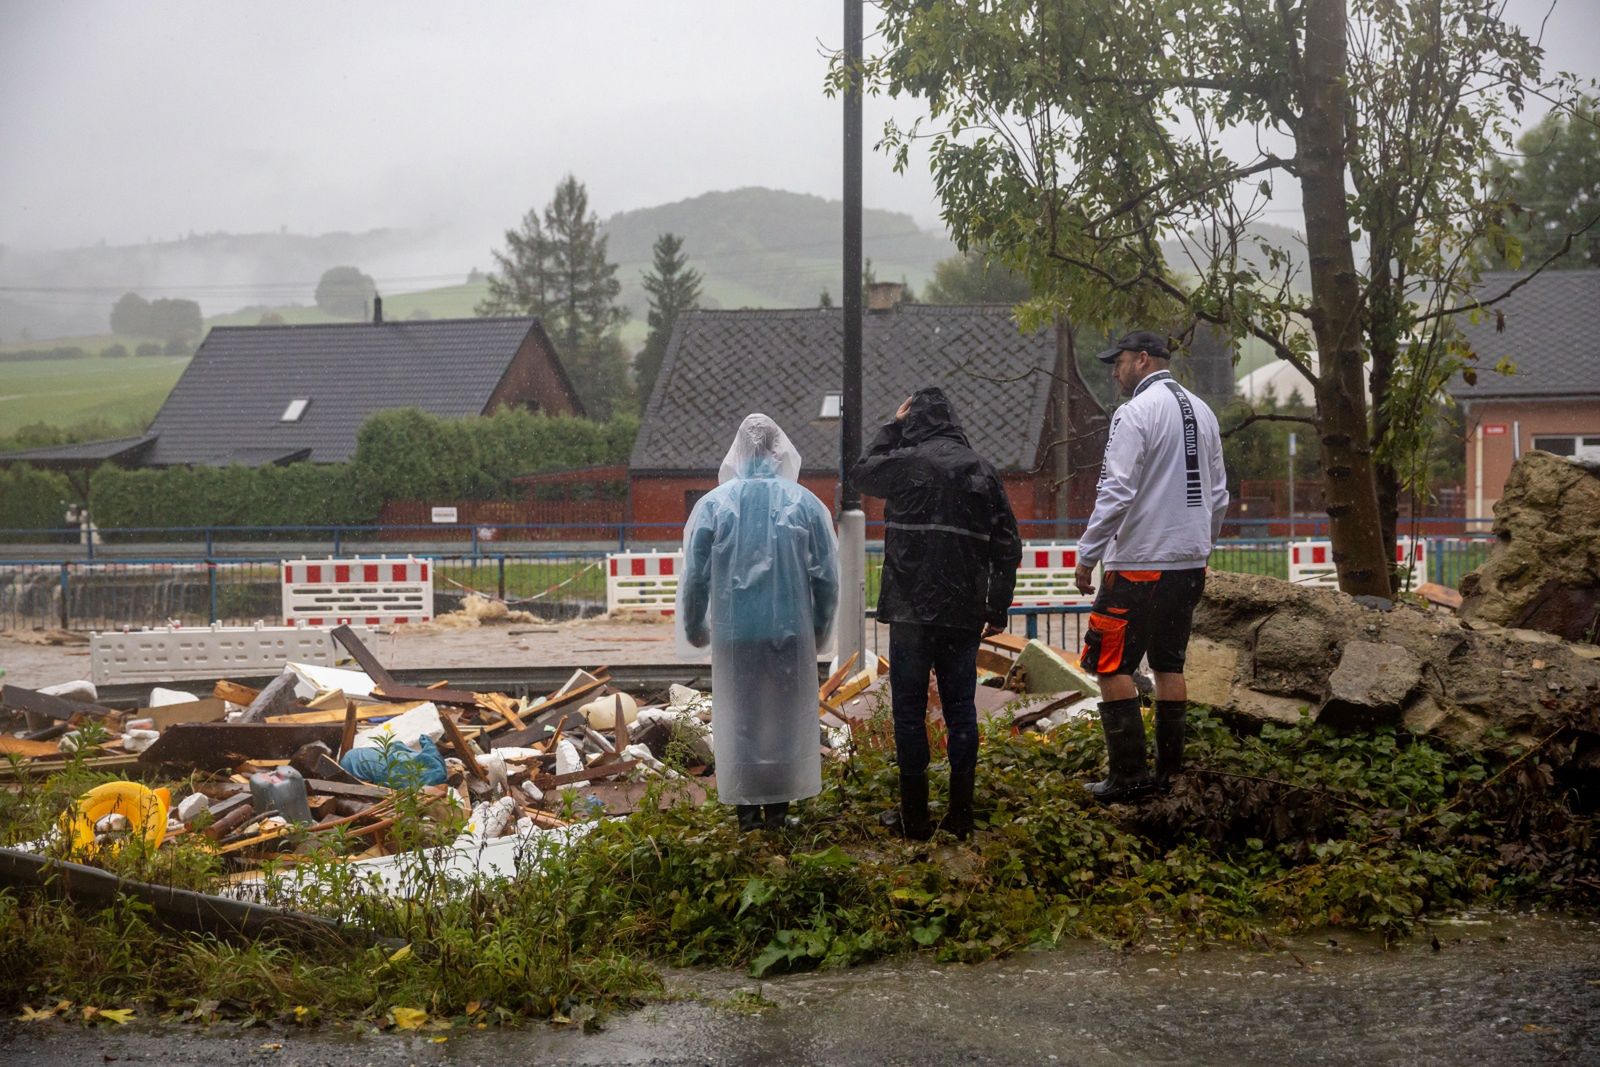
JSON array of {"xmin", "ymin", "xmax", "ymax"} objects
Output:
[
  {"xmin": 139, "ymin": 723, "xmax": 343, "ymax": 772},
  {"xmin": 0, "ymin": 683, "xmax": 115, "ymax": 722},
  {"xmin": 436, "ymin": 711, "xmax": 487, "ymax": 780},
  {"xmin": 329, "ymin": 624, "xmax": 397, "ymax": 688}
]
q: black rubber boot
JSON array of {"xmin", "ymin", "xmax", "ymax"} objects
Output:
[
  {"xmin": 762, "ymin": 801, "xmax": 797, "ymax": 831},
  {"xmin": 1085, "ymin": 697, "xmax": 1155, "ymax": 804},
  {"xmin": 943, "ymin": 765, "xmax": 975, "ymax": 840},
  {"xmin": 1153, "ymin": 700, "xmax": 1187, "ymax": 791},
  {"xmin": 880, "ymin": 773, "xmax": 933, "ymax": 841},
  {"xmin": 736, "ymin": 804, "xmax": 764, "ymax": 833}
]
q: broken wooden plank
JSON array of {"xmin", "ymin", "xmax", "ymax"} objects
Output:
[
  {"xmin": 139, "ymin": 697, "xmax": 227, "ymax": 731},
  {"xmin": 976, "ymin": 648, "xmax": 1016, "ymax": 676},
  {"xmin": 436, "ymin": 710, "xmax": 487, "ymax": 780},
  {"xmin": 139, "ymin": 723, "xmax": 343, "ymax": 772},
  {"xmin": 0, "ymin": 734, "xmax": 67, "ymax": 758},
  {"xmin": 1011, "ymin": 692, "xmax": 1091, "ymax": 729},
  {"xmin": 329, "ymin": 624, "xmax": 396, "ymax": 688},
  {"xmin": 373, "ymin": 682, "xmax": 481, "ymax": 707},
  {"xmin": 533, "ymin": 758, "xmax": 642, "ymax": 789},
  {"xmin": 213, "ymin": 680, "xmax": 259, "ymax": 706},
  {"xmin": 266, "ymin": 701, "xmax": 419, "ymax": 726},
  {"xmin": 303, "ymin": 778, "xmax": 390, "ymax": 803},
  {"xmin": 338, "ymin": 699, "xmax": 359, "ymax": 759},
  {"xmin": 819, "ymin": 652, "xmax": 859, "ymax": 702},
  {"xmin": 0, "ymin": 683, "xmax": 116, "ymax": 722}
]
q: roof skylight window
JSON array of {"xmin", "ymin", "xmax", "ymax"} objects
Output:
[
  {"xmin": 280, "ymin": 398, "xmax": 310, "ymax": 422},
  {"xmin": 819, "ymin": 392, "xmax": 842, "ymax": 419}
]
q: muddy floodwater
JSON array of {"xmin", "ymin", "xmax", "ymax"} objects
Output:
[{"xmin": 3, "ymin": 913, "xmax": 1595, "ymax": 1065}]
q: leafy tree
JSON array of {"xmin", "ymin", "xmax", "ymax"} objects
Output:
[
  {"xmin": 109, "ymin": 292, "xmax": 149, "ymax": 335},
  {"xmin": 110, "ymin": 292, "xmax": 201, "ymax": 341},
  {"xmin": 1489, "ymin": 96, "xmax": 1600, "ymax": 270},
  {"xmin": 479, "ymin": 174, "xmax": 631, "ymax": 417},
  {"xmin": 857, "ymin": 0, "xmax": 1582, "ymax": 596},
  {"xmin": 315, "ymin": 266, "xmax": 377, "ymax": 318},
  {"xmin": 636, "ymin": 232, "xmax": 703, "ymax": 403},
  {"xmin": 922, "ymin": 250, "xmax": 1032, "ymax": 304},
  {"xmin": 101, "ymin": 343, "xmax": 129, "ymax": 358}
]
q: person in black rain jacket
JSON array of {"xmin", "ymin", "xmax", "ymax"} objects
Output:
[{"xmin": 849, "ymin": 386, "xmax": 1022, "ymax": 839}]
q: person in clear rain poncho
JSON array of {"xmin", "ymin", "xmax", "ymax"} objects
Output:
[{"xmin": 677, "ymin": 414, "xmax": 840, "ymax": 832}]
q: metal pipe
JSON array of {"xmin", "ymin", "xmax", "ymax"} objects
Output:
[{"xmin": 838, "ymin": 0, "xmax": 867, "ymax": 671}]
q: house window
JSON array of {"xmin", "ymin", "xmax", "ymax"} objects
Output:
[
  {"xmin": 280, "ymin": 398, "xmax": 310, "ymax": 422},
  {"xmin": 1533, "ymin": 434, "xmax": 1600, "ymax": 460},
  {"xmin": 819, "ymin": 392, "xmax": 842, "ymax": 419},
  {"xmin": 685, "ymin": 489, "xmax": 709, "ymax": 514}
]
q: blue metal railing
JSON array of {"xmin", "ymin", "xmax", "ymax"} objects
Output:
[{"xmin": 0, "ymin": 528, "xmax": 1497, "ymax": 632}]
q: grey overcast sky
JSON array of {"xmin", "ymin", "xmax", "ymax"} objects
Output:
[{"xmin": 1, "ymin": 0, "xmax": 1596, "ymax": 253}]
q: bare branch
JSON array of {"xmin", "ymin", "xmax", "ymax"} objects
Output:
[
  {"xmin": 1221, "ymin": 410, "xmax": 1319, "ymax": 438},
  {"xmin": 1413, "ymin": 210, "xmax": 1600, "ymax": 323}
]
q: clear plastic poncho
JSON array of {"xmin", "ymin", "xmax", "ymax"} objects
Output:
[{"xmin": 676, "ymin": 414, "xmax": 840, "ymax": 805}]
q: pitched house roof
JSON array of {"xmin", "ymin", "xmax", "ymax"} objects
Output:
[
  {"xmin": 631, "ymin": 305, "xmax": 1057, "ymax": 475},
  {"xmin": 1448, "ymin": 270, "xmax": 1600, "ymax": 400},
  {"xmin": 138, "ymin": 316, "xmax": 580, "ymax": 465},
  {"xmin": 0, "ymin": 434, "xmax": 156, "ymax": 470}
]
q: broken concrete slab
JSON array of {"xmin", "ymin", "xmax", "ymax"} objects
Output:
[
  {"xmin": 1317, "ymin": 640, "xmax": 1423, "ymax": 729},
  {"xmin": 1184, "ymin": 636, "xmax": 1238, "ymax": 708}
]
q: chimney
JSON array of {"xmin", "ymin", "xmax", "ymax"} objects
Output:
[
  {"xmin": 372, "ymin": 294, "xmax": 383, "ymax": 324},
  {"xmin": 866, "ymin": 281, "xmax": 906, "ymax": 312}
]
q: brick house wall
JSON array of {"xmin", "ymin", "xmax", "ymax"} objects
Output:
[
  {"xmin": 628, "ymin": 472, "xmax": 1050, "ymax": 542},
  {"xmin": 1462, "ymin": 398, "xmax": 1600, "ymax": 518}
]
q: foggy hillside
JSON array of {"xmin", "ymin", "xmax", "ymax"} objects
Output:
[{"xmin": 600, "ymin": 187, "xmax": 954, "ymax": 314}]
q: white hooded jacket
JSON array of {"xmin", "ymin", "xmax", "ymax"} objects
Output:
[{"xmin": 1077, "ymin": 370, "xmax": 1230, "ymax": 570}]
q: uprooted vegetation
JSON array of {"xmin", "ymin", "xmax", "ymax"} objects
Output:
[{"xmin": 1, "ymin": 701, "xmax": 1596, "ymax": 1030}]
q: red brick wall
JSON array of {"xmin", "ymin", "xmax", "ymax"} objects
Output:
[
  {"xmin": 629, "ymin": 472, "xmax": 1048, "ymax": 542},
  {"xmin": 1462, "ymin": 399, "xmax": 1600, "ymax": 518}
]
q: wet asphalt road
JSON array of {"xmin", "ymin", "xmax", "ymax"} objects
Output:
[{"xmin": 3, "ymin": 914, "xmax": 1596, "ymax": 1066}]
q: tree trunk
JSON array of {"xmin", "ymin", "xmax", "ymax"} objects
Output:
[
  {"xmin": 1298, "ymin": 0, "xmax": 1392, "ymax": 597},
  {"xmin": 1052, "ymin": 321, "xmax": 1108, "ymax": 536},
  {"xmin": 1367, "ymin": 262, "xmax": 1402, "ymax": 577}
]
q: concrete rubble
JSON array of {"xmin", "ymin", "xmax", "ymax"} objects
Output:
[
  {"xmin": 1460, "ymin": 450, "xmax": 1600, "ymax": 642},
  {"xmin": 1187, "ymin": 569, "xmax": 1600, "ymax": 762}
]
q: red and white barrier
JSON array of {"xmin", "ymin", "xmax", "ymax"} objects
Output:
[
  {"xmin": 1288, "ymin": 537, "xmax": 1427, "ymax": 590},
  {"xmin": 605, "ymin": 551, "xmax": 681, "ymax": 615},
  {"xmin": 1011, "ymin": 542, "xmax": 1100, "ymax": 608},
  {"xmin": 281, "ymin": 556, "xmax": 433, "ymax": 626}
]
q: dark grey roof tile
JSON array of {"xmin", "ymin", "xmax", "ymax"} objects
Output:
[
  {"xmin": 633, "ymin": 305, "xmax": 1056, "ymax": 474},
  {"xmin": 1448, "ymin": 270, "xmax": 1600, "ymax": 399}
]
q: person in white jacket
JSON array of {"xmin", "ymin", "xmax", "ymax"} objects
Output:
[{"xmin": 1073, "ymin": 331, "xmax": 1230, "ymax": 802}]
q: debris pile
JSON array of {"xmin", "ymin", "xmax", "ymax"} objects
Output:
[
  {"xmin": 1188, "ymin": 570, "xmax": 1600, "ymax": 760},
  {"xmin": 2, "ymin": 625, "xmax": 1096, "ymax": 897}
]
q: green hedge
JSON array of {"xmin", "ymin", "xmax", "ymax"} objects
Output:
[
  {"xmin": 86, "ymin": 410, "xmax": 639, "ymax": 530},
  {"xmin": 90, "ymin": 462, "xmax": 379, "ymax": 530},
  {"xmin": 0, "ymin": 465, "xmax": 74, "ymax": 540},
  {"xmin": 347, "ymin": 408, "xmax": 637, "ymax": 503}
]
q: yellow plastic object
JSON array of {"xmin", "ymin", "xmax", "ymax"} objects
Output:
[{"xmin": 60, "ymin": 782, "xmax": 172, "ymax": 855}]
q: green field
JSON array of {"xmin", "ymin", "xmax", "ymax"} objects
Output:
[{"xmin": 0, "ymin": 350, "xmax": 189, "ymax": 438}]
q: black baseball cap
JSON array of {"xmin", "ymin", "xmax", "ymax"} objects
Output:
[{"xmin": 1096, "ymin": 330, "xmax": 1171, "ymax": 364}]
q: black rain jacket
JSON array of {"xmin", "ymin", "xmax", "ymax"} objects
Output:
[{"xmin": 848, "ymin": 387, "xmax": 1022, "ymax": 630}]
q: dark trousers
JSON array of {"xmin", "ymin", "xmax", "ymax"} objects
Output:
[{"xmin": 888, "ymin": 622, "xmax": 981, "ymax": 778}]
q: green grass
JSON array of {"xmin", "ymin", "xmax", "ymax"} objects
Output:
[
  {"xmin": 0, "ymin": 351, "xmax": 189, "ymax": 437},
  {"xmin": 0, "ymin": 709, "xmax": 1592, "ymax": 1028}
]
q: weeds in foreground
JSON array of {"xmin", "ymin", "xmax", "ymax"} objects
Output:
[{"xmin": 0, "ymin": 706, "xmax": 1593, "ymax": 1028}]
